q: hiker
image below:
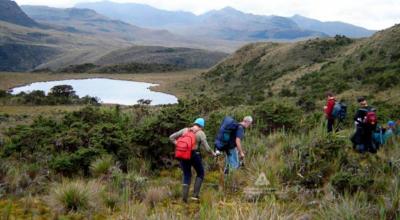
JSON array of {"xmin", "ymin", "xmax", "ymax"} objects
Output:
[
  {"xmin": 351, "ymin": 97, "xmax": 378, "ymax": 153},
  {"xmin": 169, "ymin": 118, "xmax": 216, "ymax": 203},
  {"xmin": 383, "ymin": 121, "xmax": 397, "ymax": 144},
  {"xmin": 324, "ymin": 92, "xmax": 347, "ymax": 132},
  {"xmin": 214, "ymin": 116, "xmax": 253, "ymax": 174},
  {"xmin": 324, "ymin": 92, "xmax": 336, "ymax": 133}
]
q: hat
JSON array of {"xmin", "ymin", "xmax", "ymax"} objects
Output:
[{"xmin": 194, "ymin": 118, "xmax": 205, "ymax": 128}]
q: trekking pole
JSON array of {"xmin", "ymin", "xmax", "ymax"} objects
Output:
[{"xmin": 240, "ymin": 158, "xmax": 245, "ymax": 168}]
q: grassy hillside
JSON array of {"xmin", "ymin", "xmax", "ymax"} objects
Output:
[
  {"xmin": 95, "ymin": 46, "xmax": 228, "ymax": 69},
  {"xmin": 189, "ymin": 25, "xmax": 400, "ymax": 110}
]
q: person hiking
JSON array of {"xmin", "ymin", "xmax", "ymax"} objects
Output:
[
  {"xmin": 383, "ymin": 121, "xmax": 396, "ymax": 144},
  {"xmin": 324, "ymin": 92, "xmax": 336, "ymax": 133},
  {"xmin": 351, "ymin": 97, "xmax": 378, "ymax": 153},
  {"xmin": 214, "ymin": 116, "xmax": 253, "ymax": 174},
  {"xmin": 169, "ymin": 118, "xmax": 216, "ymax": 203}
]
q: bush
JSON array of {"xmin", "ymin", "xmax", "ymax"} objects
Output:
[
  {"xmin": 280, "ymin": 131, "xmax": 345, "ymax": 188},
  {"xmin": 254, "ymin": 100, "xmax": 303, "ymax": 133}
]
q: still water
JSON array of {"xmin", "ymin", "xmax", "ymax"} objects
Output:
[{"xmin": 11, "ymin": 78, "xmax": 178, "ymax": 105}]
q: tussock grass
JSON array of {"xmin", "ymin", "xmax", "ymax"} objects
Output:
[
  {"xmin": 47, "ymin": 180, "xmax": 104, "ymax": 214},
  {"xmin": 90, "ymin": 155, "xmax": 115, "ymax": 178},
  {"xmin": 144, "ymin": 187, "xmax": 169, "ymax": 208}
]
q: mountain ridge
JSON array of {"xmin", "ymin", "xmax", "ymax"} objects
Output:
[
  {"xmin": 0, "ymin": 0, "xmax": 38, "ymax": 27},
  {"xmin": 76, "ymin": 1, "xmax": 375, "ymax": 39}
]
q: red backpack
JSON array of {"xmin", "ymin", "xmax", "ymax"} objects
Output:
[
  {"xmin": 175, "ymin": 129, "xmax": 197, "ymax": 160},
  {"xmin": 365, "ymin": 111, "xmax": 378, "ymax": 125}
]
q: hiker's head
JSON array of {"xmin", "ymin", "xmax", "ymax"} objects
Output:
[
  {"xmin": 357, "ymin": 97, "xmax": 368, "ymax": 107},
  {"xmin": 193, "ymin": 118, "xmax": 205, "ymax": 130},
  {"xmin": 326, "ymin": 92, "xmax": 334, "ymax": 99},
  {"xmin": 388, "ymin": 121, "xmax": 396, "ymax": 128},
  {"xmin": 242, "ymin": 116, "xmax": 253, "ymax": 128}
]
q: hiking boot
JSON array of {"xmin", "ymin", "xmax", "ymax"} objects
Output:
[
  {"xmin": 182, "ymin": 184, "xmax": 189, "ymax": 203},
  {"xmin": 191, "ymin": 177, "xmax": 203, "ymax": 201}
]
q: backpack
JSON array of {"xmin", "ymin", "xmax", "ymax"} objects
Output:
[
  {"xmin": 365, "ymin": 111, "xmax": 378, "ymax": 125},
  {"xmin": 215, "ymin": 116, "xmax": 240, "ymax": 151},
  {"xmin": 373, "ymin": 126, "xmax": 384, "ymax": 147},
  {"xmin": 332, "ymin": 102, "xmax": 347, "ymax": 120},
  {"xmin": 175, "ymin": 129, "xmax": 196, "ymax": 160}
]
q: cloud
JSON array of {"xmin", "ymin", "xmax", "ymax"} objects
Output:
[{"xmin": 14, "ymin": 0, "xmax": 400, "ymax": 30}]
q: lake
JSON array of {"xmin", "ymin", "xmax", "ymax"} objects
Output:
[{"xmin": 11, "ymin": 78, "xmax": 178, "ymax": 105}]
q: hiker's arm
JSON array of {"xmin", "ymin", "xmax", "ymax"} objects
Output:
[
  {"xmin": 236, "ymin": 137, "xmax": 245, "ymax": 158},
  {"xmin": 169, "ymin": 129, "xmax": 185, "ymax": 144},
  {"xmin": 199, "ymin": 133, "xmax": 214, "ymax": 155}
]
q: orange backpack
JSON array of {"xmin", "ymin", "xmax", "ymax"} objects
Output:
[{"xmin": 175, "ymin": 129, "xmax": 196, "ymax": 160}]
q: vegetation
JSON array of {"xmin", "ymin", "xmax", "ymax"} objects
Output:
[
  {"xmin": 0, "ymin": 85, "xmax": 99, "ymax": 105},
  {"xmin": 0, "ymin": 25, "xmax": 399, "ymax": 219}
]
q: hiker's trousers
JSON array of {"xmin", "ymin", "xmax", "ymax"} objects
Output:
[{"xmin": 180, "ymin": 151, "xmax": 204, "ymax": 185}]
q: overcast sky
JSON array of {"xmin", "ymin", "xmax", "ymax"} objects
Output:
[{"xmin": 15, "ymin": 0, "xmax": 400, "ymax": 30}]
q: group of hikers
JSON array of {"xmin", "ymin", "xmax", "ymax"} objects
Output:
[
  {"xmin": 169, "ymin": 93, "xmax": 398, "ymax": 203},
  {"xmin": 324, "ymin": 92, "xmax": 399, "ymax": 153}
]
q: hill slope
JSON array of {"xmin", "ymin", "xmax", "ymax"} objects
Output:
[
  {"xmin": 292, "ymin": 15, "xmax": 375, "ymax": 38},
  {"xmin": 95, "ymin": 46, "xmax": 228, "ymax": 69},
  {"xmin": 0, "ymin": 0, "xmax": 38, "ymax": 27},
  {"xmin": 21, "ymin": 6, "xmax": 184, "ymax": 44},
  {"xmin": 190, "ymin": 24, "xmax": 400, "ymax": 109}
]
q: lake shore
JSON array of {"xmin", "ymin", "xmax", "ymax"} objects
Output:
[{"xmin": 0, "ymin": 70, "xmax": 204, "ymax": 98}]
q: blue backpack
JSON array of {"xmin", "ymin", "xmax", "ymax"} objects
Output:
[
  {"xmin": 373, "ymin": 126, "xmax": 384, "ymax": 147},
  {"xmin": 215, "ymin": 116, "xmax": 240, "ymax": 151},
  {"xmin": 332, "ymin": 102, "xmax": 347, "ymax": 120}
]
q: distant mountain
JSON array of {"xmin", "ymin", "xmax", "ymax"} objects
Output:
[
  {"xmin": 76, "ymin": 1, "xmax": 198, "ymax": 28},
  {"xmin": 21, "ymin": 6, "xmax": 180, "ymax": 42},
  {"xmin": 76, "ymin": 2, "xmax": 326, "ymax": 41},
  {"xmin": 191, "ymin": 7, "xmax": 326, "ymax": 41},
  {"xmin": 77, "ymin": 1, "xmax": 374, "ymax": 40},
  {"xmin": 21, "ymin": 5, "xmax": 241, "ymax": 52},
  {"xmin": 0, "ymin": 0, "xmax": 38, "ymax": 27},
  {"xmin": 291, "ymin": 15, "xmax": 375, "ymax": 38}
]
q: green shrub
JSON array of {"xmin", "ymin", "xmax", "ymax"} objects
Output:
[
  {"xmin": 254, "ymin": 100, "xmax": 303, "ymax": 133},
  {"xmin": 280, "ymin": 131, "xmax": 345, "ymax": 188},
  {"xmin": 330, "ymin": 172, "xmax": 374, "ymax": 194}
]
